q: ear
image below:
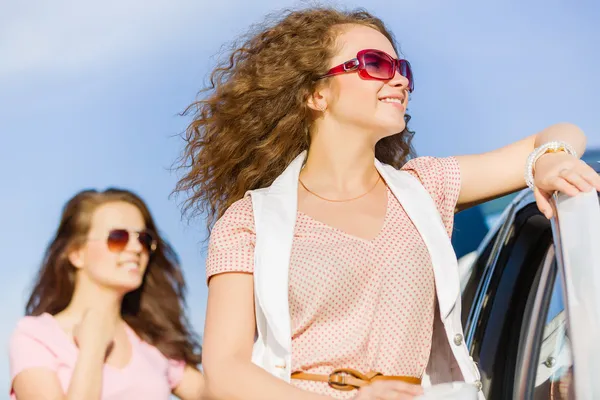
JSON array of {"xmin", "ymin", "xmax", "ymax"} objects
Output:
[
  {"xmin": 306, "ymin": 88, "xmax": 328, "ymax": 112},
  {"xmin": 67, "ymin": 246, "xmax": 85, "ymax": 269}
]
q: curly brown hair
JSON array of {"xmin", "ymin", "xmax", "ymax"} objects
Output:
[
  {"xmin": 175, "ymin": 6, "xmax": 415, "ymax": 229},
  {"xmin": 26, "ymin": 188, "xmax": 202, "ymax": 366}
]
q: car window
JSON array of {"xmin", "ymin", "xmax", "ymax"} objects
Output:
[
  {"xmin": 532, "ymin": 267, "xmax": 575, "ymax": 400},
  {"xmin": 461, "ymin": 231, "xmax": 497, "ymax": 329},
  {"xmin": 466, "ymin": 205, "xmax": 553, "ymax": 398}
]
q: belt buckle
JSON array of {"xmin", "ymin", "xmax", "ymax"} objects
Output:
[{"xmin": 328, "ymin": 369, "xmax": 359, "ymax": 391}]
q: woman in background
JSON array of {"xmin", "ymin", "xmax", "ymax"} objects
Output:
[{"xmin": 9, "ymin": 188, "xmax": 205, "ymax": 400}]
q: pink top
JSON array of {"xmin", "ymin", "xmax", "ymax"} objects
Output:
[
  {"xmin": 8, "ymin": 313, "xmax": 185, "ymax": 400},
  {"xmin": 206, "ymin": 156, "xmax": 461, "ymax": 399}
]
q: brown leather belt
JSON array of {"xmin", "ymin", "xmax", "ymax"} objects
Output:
[{"xmin": 291, "ymin": 368, "xmax": 422, "ymax": 391}]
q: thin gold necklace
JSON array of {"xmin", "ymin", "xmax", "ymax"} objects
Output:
[{"xmin": 299, "ymin": 174, "xmax": 381, "ymax": 202}]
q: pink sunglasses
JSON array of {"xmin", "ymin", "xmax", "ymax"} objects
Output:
[{"xmin": 318, "ymin": 49, "xmax": 414, "ymax": 92}]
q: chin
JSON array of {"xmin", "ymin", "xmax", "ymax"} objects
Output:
[
  {"xmin": 393, "ymin": 124, "xmax": 407, "ymax": 134},
  {"xmin": 111, "ymin": 279, "xmax": 143, "ymax": 294},
  {"xmin": 391, "ymin": 118, "xmax": 407, "ymax": 132},
  {"xmin": 375, "ymin": 118, "xmax": 406, "ymax": 135}
]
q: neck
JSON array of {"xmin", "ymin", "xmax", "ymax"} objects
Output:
[
  {"xmin": 61, "ymin": 276, "xmax": 124, "ymax": 324},
  {"xmin": 301, "ymin": 119, "xmax": 379, "ymax": 192}
]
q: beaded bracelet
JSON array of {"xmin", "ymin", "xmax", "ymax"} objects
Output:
[{"xmin": 524, "ymin": 141, "xmax": 578, "ymax": 189}]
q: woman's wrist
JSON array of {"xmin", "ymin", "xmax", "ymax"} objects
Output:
[
  {"xmin": 77, "ymin": 346, "xmax": 106, "ymax": 365},
  {"xmin": 525, "ymin": 140, "xmax": 578, "ymax": 189}
]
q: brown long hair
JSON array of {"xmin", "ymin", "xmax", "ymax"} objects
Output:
[
  {"xmin": 26, "ymin": 188, "xmax": 202, "ymax": 365},
  {"xmin": 174, "ymin": 6, "xmax": 415, "ymax": 229}
]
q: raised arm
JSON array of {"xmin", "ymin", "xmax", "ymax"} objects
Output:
[
  {"xmin": 456, "ymin": 122, "xmax": 599, "ymax": 218},
  {"xmin": 11, "ymin": 310, "xmax": 115, "ymax": 400},
  {"xmin": 172, "ymin": 365, "xmax": 206, "ymax": 400}
]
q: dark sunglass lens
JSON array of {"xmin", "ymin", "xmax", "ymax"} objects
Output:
[
  {"xmin": 107, "ymin": 229, "xmax": 129, "ymax": 253},
  {"xmin": 138, "ymin": 231, "xmax": 156, "ymax": 253},
  {"xmin": 363, "ymin": 51, "xmax": 394, "ymax": 79},
  {"xmin": 400, "ymin": 60, "xmax": 414, "ymax": 92}
]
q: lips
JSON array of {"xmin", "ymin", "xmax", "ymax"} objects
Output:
[
  {"xmin": 119, "ymin": 260, "xmax": 141, "ymax": 273},
  {"xmin": 379, "ymin": 97, "xmax": 404, "ymax": 104},
  {"xmin": 378, "ymin": 93, "xmax": 406, "ymax": 106}
]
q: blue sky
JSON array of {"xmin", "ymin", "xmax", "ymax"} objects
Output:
[{"xmin": 1, "ymin": 0, "xmax": 599, "ymax": 392}]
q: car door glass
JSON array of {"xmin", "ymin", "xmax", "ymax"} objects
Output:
[{"xmin": 533, "ymin": 269, "xmax": 575, "ymax": 399}]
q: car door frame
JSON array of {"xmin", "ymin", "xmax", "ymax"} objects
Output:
[
  {"xmin": 463, "ymin": 189, "xmax": 555, "ymax": 398},
  {"xmin": 463, "ymin": 189, "xmax": 600, "ymax": 400}
]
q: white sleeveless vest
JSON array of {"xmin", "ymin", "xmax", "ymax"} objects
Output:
[{"xmin": 246, "ymin": 151, "xmax": 483, "ymax": 398}]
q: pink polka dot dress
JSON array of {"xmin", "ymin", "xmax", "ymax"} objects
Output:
[{"xmin": 206, "ymin": 157, "xmax": 461, "ymax": 399}]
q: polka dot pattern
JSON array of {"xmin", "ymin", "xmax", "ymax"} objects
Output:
[{"xmin": 206, "ymin": 156, "xmax": 462, "ymax": 399}]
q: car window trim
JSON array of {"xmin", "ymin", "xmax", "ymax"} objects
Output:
[
  {"xmin": 513, "ymin": 245, "xmax": 557, "ymax": 399},
  {"xmin": 465, "ymin": 190, "xmax": 535, "ymax": 348}
]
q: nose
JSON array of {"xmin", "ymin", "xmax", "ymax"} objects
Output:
[
  {"xmin": 389, "ymin": 69, "xmax": 411, "ymax": 91},
  {"xmin": 125, "ymin": 233, "xmax": 143, "ymax": 253}
]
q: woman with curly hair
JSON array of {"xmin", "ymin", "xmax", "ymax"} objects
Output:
[
  {"xmin": 175, "ymin": 6, "xmax": 599, "ymax": 400},
  {"xmin": 8, "ymin": 189, "xmax": 205, "ymax": 400}
]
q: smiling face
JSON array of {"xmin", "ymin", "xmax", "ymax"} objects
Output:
[
  {"xmin": 69, "ymin": 201, "xmax": 151, "ymax": 294},
  {"xmin": 314, "ymin": 24, "xmax": 411, "ymax": 144}
]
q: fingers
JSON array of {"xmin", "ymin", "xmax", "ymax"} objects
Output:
[
  {"xmin": 355, "ymin": 381, "xmax": 423, "ymax": 400},
  {"xmin": 534, "ymin": 187, "xmax": 554, "ymax": 219},
  {"xmin": 390, "ymin": 381, "xmax": 424, "ymax": 396},
  {"xmin": 534, "ymin": 160, "xmax": 600, "ymax": 219},
  {"xmin": 579, "ymin": 165, "xmax": 600, "ymax": 192},
  {"xmin": 552, "ymin": 173, "xmax": 580, "ymax": 196},
  {"xmin": 558, "ymin": 167, "xmax": 594, "ymax": 193},
  {"xmin": 535, "ymin": 159, "xmax": 600, "ymax": 198}
]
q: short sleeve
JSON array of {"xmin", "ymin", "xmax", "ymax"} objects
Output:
[
  {"xmin": 401, "ymin": 156, "xmax": 462, "ymax": 237},
  {"xmin": 9, "ymin": 319, "xmax": 59, "ymax": 386},
  {"xmin": 206, "ymin": 196, "xmax": 256, "ymax": 280},
  {"xmin": 167, "ymin": 359, "xmax": 186, "ymax": 389}
]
